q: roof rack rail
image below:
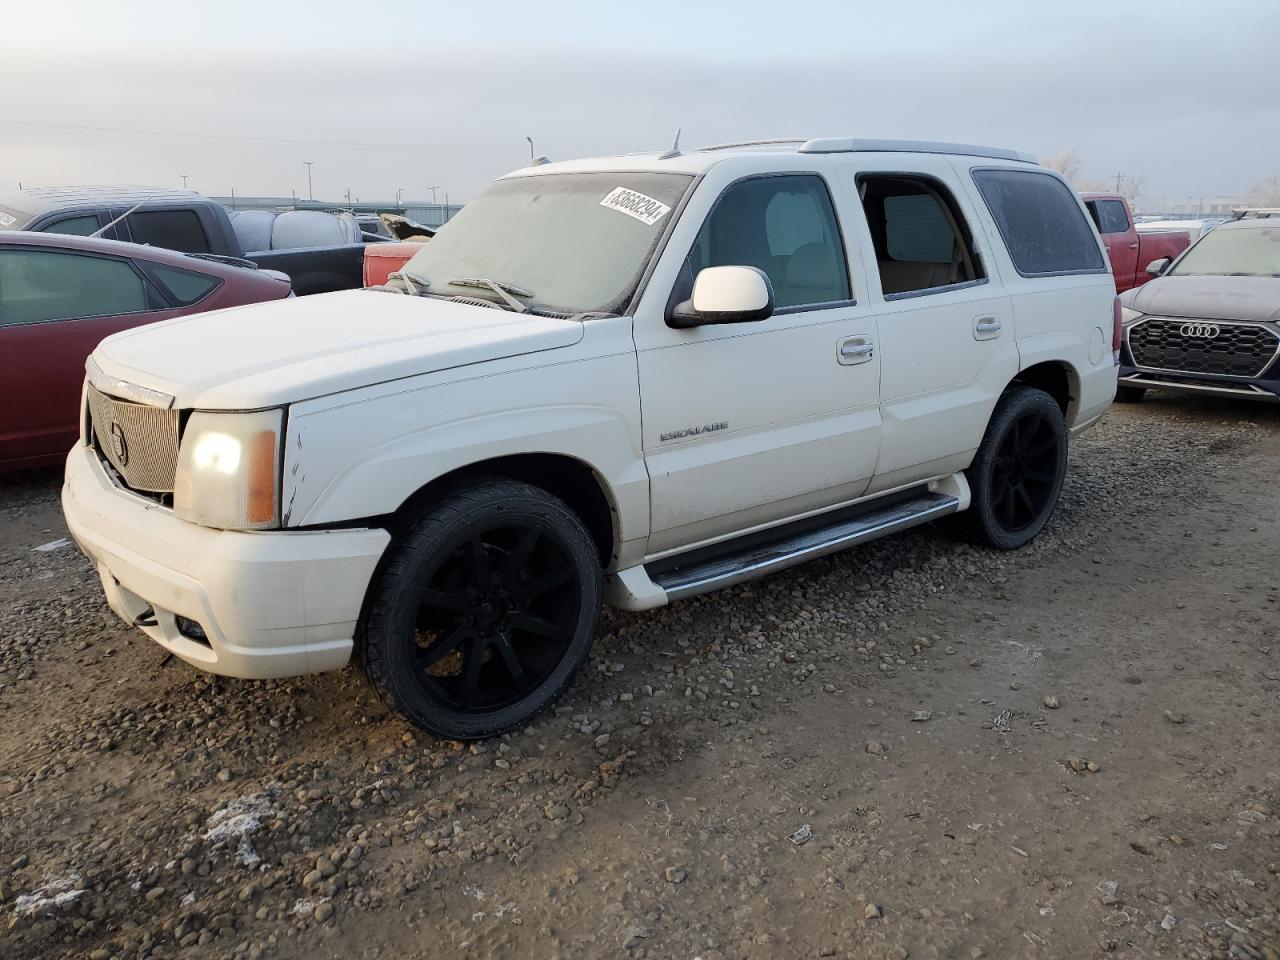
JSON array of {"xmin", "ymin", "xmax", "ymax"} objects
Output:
[
  {"xmin": 1231, "ymin": 207, "xmax": 1280, "ymax": 219},
  {"xmin": 797, "ymin": 138, "xmax": 1036, "ymax": 163},
  {"xmin": 698, "ymin": 138, "xmax": 807, "ymax": 152}
]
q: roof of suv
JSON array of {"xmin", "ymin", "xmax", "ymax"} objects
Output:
[
  {"xmin": 508, "ymin": 138, "xmax": 1038, "ymax": 179},
  {"xmin": 0, "ymin": 185, "xmax": 203, "ymax": 222}
]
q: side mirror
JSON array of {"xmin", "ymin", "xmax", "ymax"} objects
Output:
[
  {"xmin": 1146, "ymin": 258, "xmax": 1170, "ymax": 277},
  {"xmin": 669, "ymin": 266, "xmax": 774, "ymax": 329}
]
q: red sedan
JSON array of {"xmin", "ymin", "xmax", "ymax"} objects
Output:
[{"xmin": 0, "ymin": 231, "xmax": 291, "ymax": 471}]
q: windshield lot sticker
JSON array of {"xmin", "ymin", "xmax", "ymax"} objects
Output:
[
  {"xmin": 0, "ymin": 212, "xmax": 15, "ymax": 227},
  {"xmin": 600, "ymin": 187, "xmax": 671, "ymax": 226}
]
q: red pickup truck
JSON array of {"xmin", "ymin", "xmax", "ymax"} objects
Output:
[{"xmin": 1080, "ymin": 193, "xmax": 1190, "ymax": 293}]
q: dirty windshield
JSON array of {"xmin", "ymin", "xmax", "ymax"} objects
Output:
[
  {"xmin": 1170, "ymin": 224, "xmax": 1280, "ymax": 277},
  {"xmin": 401, "ymin": 172, "xmax": 693, "ymax": 315}
]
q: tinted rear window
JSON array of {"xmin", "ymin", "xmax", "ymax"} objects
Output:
[
  {"xmin": 1088, "ymin": 199, "xmax": 1130, "ymax": 235},
  {"xmin": 128, "ymin": 209, "xmax": 211, "ymax": 254},
  {"xmin": 972, "ymin": 169, "xmax": 1106, "ymax": 276}
]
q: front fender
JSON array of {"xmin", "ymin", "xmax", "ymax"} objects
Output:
[{"xmin": 282, "ymin": 343, "xmax": 648, "ymax": 543}]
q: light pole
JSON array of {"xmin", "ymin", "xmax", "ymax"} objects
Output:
[
  {"xmin": 302, "ymin": 161, "xmax": 315, "ymax": 202},
  {"xmin": 180, "ymin": 174, "xmax": 189, "ymax": 188},
  {"xmin": 396, "ymin": 187, "xmax": 404, "ymax": 206},
  {"xmin": 526, "ymin": 137, "xmax": 534, "ymax": 162},
  {"xmin": 429, "ymin": 186, "xmax": 438, "ymax": 205}
]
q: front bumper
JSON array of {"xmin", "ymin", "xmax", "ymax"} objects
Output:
[
  {"xmin": 1119, "ymin": 318, "xmax": 1280, "ymax": 402},
  {"xmin": 62, "ymin": 444, "xmax": 390, "ymax": 679}
]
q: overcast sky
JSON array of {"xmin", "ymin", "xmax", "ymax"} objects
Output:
[{"xmin": 3, "ymin": 0, "xmax": 1277, "ymax": 209}]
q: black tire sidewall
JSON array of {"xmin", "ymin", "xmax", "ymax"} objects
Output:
[
  {"xmin": 966, "ymin": 387, "xmax": 1068, "ymax": 550},
  {"xmin": 360, "ymin": 481, "xmax": 601, "ymax": 740}
]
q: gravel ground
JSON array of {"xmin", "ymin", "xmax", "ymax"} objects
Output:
[{"xmin": 1, "ymin": 394, "xmax": 1277, "ymax": 960}]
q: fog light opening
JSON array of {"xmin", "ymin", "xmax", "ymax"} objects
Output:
[{"xmin": 175, "ymin": 615, "xmax": 211, "ymax": 648}]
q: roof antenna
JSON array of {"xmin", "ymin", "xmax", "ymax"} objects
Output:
[
  {"xmin": 658, "ymin": 127, "xmax": 682, "ymax": 160},
  {"xmin": 526, "ymin": 135, "xmax": 550, "ymax": 167}
]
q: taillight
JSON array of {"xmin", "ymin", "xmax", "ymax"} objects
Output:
[{"xmin": 1112, "ymin": 296, "xmax": 1123, "ymax": 364}]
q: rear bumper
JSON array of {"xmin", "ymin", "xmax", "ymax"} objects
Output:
[{"xmin": 62, "ymin": 444, "xmax": 390, "ymax": 678}]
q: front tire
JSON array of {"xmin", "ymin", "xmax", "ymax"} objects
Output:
[
  {"xmin": 358, "ymin": 479, "xmax": 602, "ymax": 740},
  {"xmin": 960, "ymin": 386, "xmax": 1068, "ymax": 550}
]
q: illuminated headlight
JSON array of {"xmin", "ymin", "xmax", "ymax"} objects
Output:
[
  {"xmin": 174, "ymin": 409, "xmax": 283, "ymax": 530},
  {"xmin": 1120, "ymin": 306, "xmax": 1144, "ymax": 326}
]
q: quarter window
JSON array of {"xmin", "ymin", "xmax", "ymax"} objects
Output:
[
  {"xmin": 685, "ymin": 175, "xmax": 850, "ymax": 309},
  {"xmin": 127, "ymin": 209, "xmax": 212, "ymax": 254},
  {"xmin": 972, "ymin": 169, "xmax": 1106, "ymax": 276},
  {"xmin": 0, "ymin": 249, "xmax": 149, "ymax": 326},
  {"xmin": 858, "ymin": 175, "xmax": 985, "ymax": 296},
  {"xmin": 145, "ymin": 263, "xmax": 220, "ymax": 305}
]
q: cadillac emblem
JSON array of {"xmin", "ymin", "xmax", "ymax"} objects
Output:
[{"xmin": 109, "ymin": 421, "xmax": 130, "ymax": 467}]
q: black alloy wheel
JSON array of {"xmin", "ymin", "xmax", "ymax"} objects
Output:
[
  {"xmin": 990, "ymin": 410, "xmax": 1060, "ymax": 533},
  {"xmin": 959, "ymin": 385, "xmax": 1068, "ymax": 550},
  {"xmin": 359, "ymin": 480, "xmax": 601, "ymax": 739}
]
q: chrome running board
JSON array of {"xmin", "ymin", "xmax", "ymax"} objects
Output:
[{"xmin": 650, "ymin": 492, "xmax": 960, "ymax": 602}]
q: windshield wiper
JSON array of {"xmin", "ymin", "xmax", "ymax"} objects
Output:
[{"xmin": 448, "ymin": 277, "xmax": 533, "ymax": 313}]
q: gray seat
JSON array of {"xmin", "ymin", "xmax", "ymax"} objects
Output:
[{"xmin": 783, "ymin": 242, "xmax": 845, "ymax": 305}]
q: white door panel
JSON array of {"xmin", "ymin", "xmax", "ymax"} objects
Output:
[
  {"xmin": 870, "ymin": 286, "xmax": 1018, "ymax": 489},
  {"xmin": 640, "ymin": 312, "xmax": 881, "ymax": 552},
  {"xmin": 826, "ymin": 154, "xmax": 1019, "ymax": 491},
  {"xmin": 633, "ymin": 166, "xmax": 883, "ymax": 556}
]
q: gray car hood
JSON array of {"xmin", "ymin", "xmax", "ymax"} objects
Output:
[{"xmin": 1123, "ymin": 274, "xmax": 1280, "ymax": 323}]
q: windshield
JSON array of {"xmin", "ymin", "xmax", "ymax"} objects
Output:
[
  {"xmin": 400, "ymin": 172, "xmax": 693, "ymax": 315},
  {"xmin": 1170, "ymin": 225, "xmax": 1280, "ymax": 278}
]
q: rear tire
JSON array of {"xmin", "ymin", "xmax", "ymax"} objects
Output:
[
  {"xmin": 1115, "ymin": 385, "xmax": 1147, "ymax": 403},
  {"xmin": 358, "ymin": 479, "xmax": 601, "ymax": 740},
  {"xmin": 958, "ymin": 386, "xmax": 1067, "ymax": 550}
]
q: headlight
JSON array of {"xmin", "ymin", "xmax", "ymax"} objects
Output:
[
  {"xmin": 1120, "ymin": 306, "xmax": 1143, "ymax": 325},
  {"xmin": 174, "ymin": 409, "xmax": 284, "ymax": 530}
]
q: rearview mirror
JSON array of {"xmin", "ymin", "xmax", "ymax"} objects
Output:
[
  {"xmin": 669, "ymin": 266, "xmax": 774, "ymax": 329},
  {"xmin": 1146, "ymin": 257, "xmax": 1170, "ymax": 277}
]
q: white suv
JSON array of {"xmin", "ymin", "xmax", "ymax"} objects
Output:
[{"xmin": 63, "ymin": 138, "xmax": 1118, "ymax": 738}]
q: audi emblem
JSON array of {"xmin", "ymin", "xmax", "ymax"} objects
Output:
[
  {"xmin": 109, "ymin": 421, "xmax": 130, "ymax": 467},
  {"xmin": 1179, "ymin": 322, "xmax": 1220, "ymax": 339}
]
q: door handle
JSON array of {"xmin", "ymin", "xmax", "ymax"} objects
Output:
[
  {"xmin": 837, "ymin": 336, "xmax": 875, "ymax": 365},
  {"xmin": 973, "ymin": 316, "xmax": 1002, "ymax": 341},
  {"xmin": 1128, "ymin": 242, "xmax": 1139, "ymax": 250}
]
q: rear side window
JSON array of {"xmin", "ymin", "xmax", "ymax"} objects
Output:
[
  {"xmin": 0, "ymin": 249, "xmax": 149, "ymax": 326},
  {"xmin": 1086, "ymin": 199, "xmax": 1130, "ymax": 235},
  {"xmin": 972, "ymin": 169, "xmax": 1106, "ymax": 276},
  {"xmin": 128, "ymin": 210, "xmax": 211, "ymax": 254},
  {"xmin": 143, "ymin": 263, "xmax": 220, "ymax": 305},
  {"xmin": 858, "ymin": 175, "xmax": 985, "ymax": 297}
]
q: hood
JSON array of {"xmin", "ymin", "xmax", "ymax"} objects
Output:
[
  {"xmin": 1123, "ymin": 274, "xmax": 1280, "ymax": 323},
  {"xmin": 93, "ymin": 289, "xmax": 585, "ymax": 409}
]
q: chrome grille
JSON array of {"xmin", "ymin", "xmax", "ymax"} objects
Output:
[
  {"xmin": 86, "ymin": 383, "xmax": 180, "ymax": 493},
  {"xmin": 1128, "ymin": 318, "xmax": 1280, "ymax": 379}
]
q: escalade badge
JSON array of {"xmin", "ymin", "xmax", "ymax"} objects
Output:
[
  {"xmin": 110, "ymin": 421, "xmax": 130, "ymax": 466},
  {"xmin": 1179, "ymin": 322, "xmax": 1220, "ymax": 339},
  {"xmin": 660, "ymin": 421, "xmax": 728, "ymax": 442}
]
